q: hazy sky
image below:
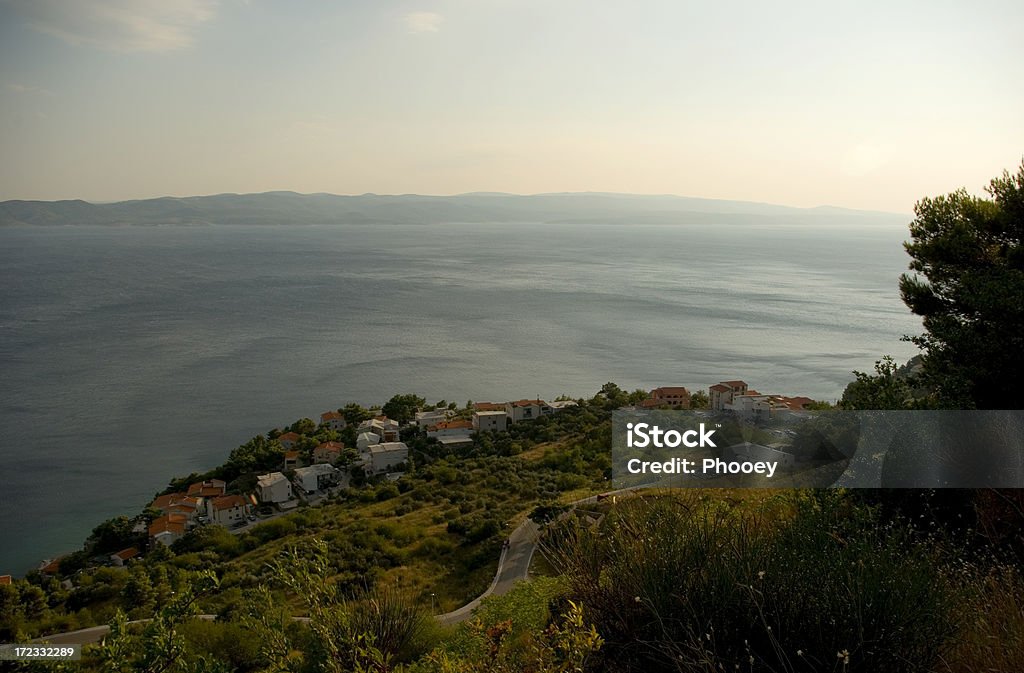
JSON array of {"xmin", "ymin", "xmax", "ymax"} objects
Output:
[{"xmin": 1, "ymin": 0, "xmax": 1021, "ymax": 212}]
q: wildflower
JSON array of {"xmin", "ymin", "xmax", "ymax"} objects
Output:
[
  {"xmin": 634, "ymin": 596, "xmax": 641, "ymax": 603},
  {"xmin": 797, "ymin": 650, "xmax": 803, "ymax": 656},
  {"xmin": 837, "ymin": 649, "xmax": 850, "ymax": 664},
  {"xmin": 757, "ymin": 570, "xmax": 765, "ymax": 579}
]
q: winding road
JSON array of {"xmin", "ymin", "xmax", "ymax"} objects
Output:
[{"xmin": 34, "ymin": 489, "xmax": 623, "ymax": 644}]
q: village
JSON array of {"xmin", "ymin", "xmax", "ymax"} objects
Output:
[{"xmin": 14, "ymin": 379, "xmax": 817, "ymax": 583}]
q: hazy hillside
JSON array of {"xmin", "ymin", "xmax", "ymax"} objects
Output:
[{"xmin": 0, "ymin": 192, "xmax": 908, "ymax": 227}]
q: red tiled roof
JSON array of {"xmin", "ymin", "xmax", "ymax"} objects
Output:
[
  {"xmin": 721, "ymin": 380, "xmax": 747, "ymax": 387},
  {"xmin": 651, "ymin": 387, "xmax": 690, "ymax": 398},
  {"xmin": 111, "ymin": 547, "xmax": 139, "ymax": 561},
  {"xmin": 473, "ymin": 402, "xmax": 505, "ymax": 411},
  {"xmin": 320, "ymin": 411, "xmax": 344, "ymax": 421},
  {"xmin": 39, "ymin": 559, "xmax": 62, "ymax": 574},
  {"xmin": 186, "ymin": 480, "xmax": 226, "ymax": 497},
  {"xmin": 709, "ymin": 384, "xmax": 730, "ymax": 392},
  {"xmin": 284, "ymin": 450, "xmax": 300, "ymax": 459},
  {"xmin": 210, "ymin": 494, "xmax": 248, "ymax": 511},
  {"xmin": 278, "ymin": 432, "xmax": 300, "ymax": 442},
  {"xmin": 0, "ymin": 575, "xmax": 10, "ymax": 585},
  {"xmin": 429, "ymin": 420, "xmax": 473, "ymax": 431},
  {"xmin": 151, "ymin": 492, "xmax": 186, "ymax": 510},
  {"xmin": 510, "ymin": 399, "xmax": 546, "ymax": 407},
  {"xmin": 149, "ymin": 514, "xmax": 186, "ymax": 537},
  {"xmin": 316, "ymin": 441, "xmax": 343, "ymax": 450},
  {"xmin": 772, "ymin": 395, "xmax": 814, "ymax": 410}
]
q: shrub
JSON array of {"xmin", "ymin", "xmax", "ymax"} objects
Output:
[{"xmin": 542, "ymin": 491, "xmax": 960, "ymax": 673}]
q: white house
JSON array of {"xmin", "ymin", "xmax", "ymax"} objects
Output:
[
  {"xmin": 415, "ymin": 409, "xmax": 452, "ymax": 428},
  {"xmin": 256, "ymin": 472, "xmax": 292, "ymax": 504},
  {"xmin": 357, "ymin": 417, "xmax": 400, "ymax": 442},
  {"xmin": 473, "ymin": 410, "xmax": 507, "ymax": 432},
  {"xmin": 313, "ymin": 441, "xmax": 343, "ymax": 464},
  {"xmin": 506, "ymin": 399, "xmax": 551, "ymax": 424},
  {"xmin": 709, "ymin": 381, "xmax": 749, "ymax": 411},
  {"xmin": 362, "ymin": 442, "xmax": 410, "ymax": 475},
  {"xmin": 356, "ymin": 431, "xmax": 382, "ymax": 451},
  {"xmin": 725, "ymin": 394, "xmax": 775, "ymax": 418},
  {"xmin": 294, "ymin": 464, "xmax": 340, "ymax": 493},
  {"xmin": 320, "ymin": 411, "xmax": 347, "ymax": 431},
  {"xmin": 208, "ymin": 494, "xmax": 250, "ymax": 527},
  {"xmin": 426, "ymin": 419, "xmax": 474, "ymax": 439}
]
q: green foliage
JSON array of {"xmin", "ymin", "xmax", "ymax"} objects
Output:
[
  {"xmin": 840, "ymin": 355, "xmax": 926, "ymax": 410},
  {"xmin": 594, "ymin": 382, "xmax": 629, "ymax": 410},
  {"xmin": 688, "ymin": 389, "xmax": 709, "ymax": 410},
  {"xmin": 383, "ymin": 394, "xmax": 428, "ymax": 425},
  {"xmin": 342, "ymin": 403, "xmax": 373, "ymax": 425},
  {"xmin": 529, "ymin": 502, "xmax": 569, "ymax": 525},
  {"xmin": 172, "ymin": 525, "xmax": 243, "ymax": 558},
  {"xmin": 90, "ymin": 516, "xmax": 139, "ymax": 554},
  {"xmin": 542, "ymin": 491, "xmax": 961, "ymax": 672},
  {"xmin": 290, "ymin": 417, "xmax": 317, "ymax": 435},
  {"xmin": 898, "ymin": 162, "xmax": 1024, "ymax": 409},
  {"xmin": 244, "ymin": 539, "xmax": 429, "ymax": 672},
  {"xmin": 417, "ymin": 598, "xmax": 602, "ymax": 673},
  {"xmin": 95, "ymin": 570, "xmax": 222, "ymax": 673},
  {"xmin": 223, "ymin": 435, "xmax": 285, "ymax": 481}
]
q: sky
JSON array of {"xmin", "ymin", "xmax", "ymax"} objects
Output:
[{"xmin": 1, "ymin": 0, "xmax": 1022, "ymax": 212}]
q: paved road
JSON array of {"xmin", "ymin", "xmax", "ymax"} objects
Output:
[
  {"xmin": 436, "ymin": 518, "xmax": 540, "ymax": 625},
  {"xmin": 36, "ymin": 488, "xmax": 638, "ymax": 643},
  {"xmin": 36, "ymin": 615, "xmax": 216, "ymax": 645}
]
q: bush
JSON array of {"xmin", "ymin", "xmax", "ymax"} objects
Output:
[{"xmin": 542, "ymin": 491, "xmax": 960, "ymax": 673}]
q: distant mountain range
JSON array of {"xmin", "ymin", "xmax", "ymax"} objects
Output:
[{"xmin": 0, "ymin": 191, "xmax": 908, "ymax": 227}]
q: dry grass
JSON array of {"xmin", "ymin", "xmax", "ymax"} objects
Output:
[{"xmin": 939, "ymin": 565, "xmax": 1024, "ymax": 673}]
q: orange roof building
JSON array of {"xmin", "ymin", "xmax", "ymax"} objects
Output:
[
  {"xmin": 314, "ymin": 441, "xmax": 343, "ymax": 464},
  {"xmin": 428, "ymin": 419, "xmax": 473, "ymax": 431},
  {"xmin": 149, "ymin": 513, "xmax": 187, "ymax": 542},
  {"xmin": 186, "ymin": 479, "xmax": 226, "ymax": 498},
  {"xmin": 151, "ymin": 492, "xmax": 187, "ymax": 510},
  {"xmin": 320, "ymin": 411, "xmax": 346, "ymax": 430},
  {"xmin": 38, "ymin": 558, "xmax": 63, "ymax": 574},
  {"xmin": 641, "ymin": 387, "xmax": 691, "ymax": 409},
  {"xmin": 277, "ymin": 431, "xmax": 301, "ymax": 448},
  {"xmin": 110, "ymin": 547, "xmax": 140, "ymax": 565},
  {"xmin": 210, "ymin": 494, "xmax": 248, "ymax": 511}
]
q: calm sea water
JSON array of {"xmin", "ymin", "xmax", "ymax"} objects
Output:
[{"xmin": 0, "ymin": 222, "xmax": 919, "ymax": 574}]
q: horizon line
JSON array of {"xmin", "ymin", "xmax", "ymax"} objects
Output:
[{"xmin": 0, "ymin": 190, "xmax": 912, "ymax": 218}]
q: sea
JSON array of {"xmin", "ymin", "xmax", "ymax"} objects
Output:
[{"xmin": 0, "ymin": 221, "xmax": 920, "ymax": 574}]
